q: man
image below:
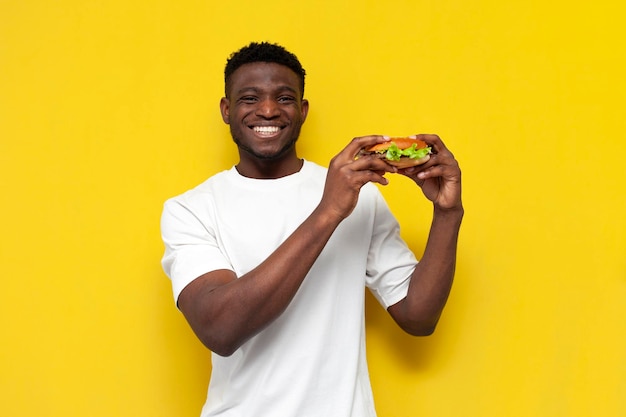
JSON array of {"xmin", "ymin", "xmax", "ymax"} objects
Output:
[{"xmin": 161, "ymin": 42, "xmax": 463, "ymax": 417}]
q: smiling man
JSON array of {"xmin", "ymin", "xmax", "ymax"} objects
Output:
[
  {"xmin": 160, "ymin": 42, "xmax": 463, "ymax": 417},
  {"xmin": 220, "ymin": 55, "xmax": 308, "ymax": 177}
]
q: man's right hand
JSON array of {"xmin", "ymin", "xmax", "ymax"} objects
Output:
[{"xmin": 318, "ymin": 135, "xmax": 397, "ymax": 221}]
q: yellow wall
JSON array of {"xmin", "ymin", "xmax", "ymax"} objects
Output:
[{"xmin": 1, "ymin": 1, "xmax": 624, "ymax": 416}]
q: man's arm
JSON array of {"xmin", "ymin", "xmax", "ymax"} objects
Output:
[
  {"xmin": 387, "ymin": 134, "xmax": 464, "ymax": 335},
  {"xmin": 177, "ymin": 136, "xmax": 396, "ymax": 356},
  {"xmin": 178, "ymin": 206, "xmax": 343, "ymax": 357}
]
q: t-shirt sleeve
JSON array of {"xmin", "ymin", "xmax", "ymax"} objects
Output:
[
  {"xmin": 160, "ymin": 196, "xmax": 233, "ymax": 305},
  {"xmin": 365, "ymin": 189, "xmax": 418, "ymax": 309}
]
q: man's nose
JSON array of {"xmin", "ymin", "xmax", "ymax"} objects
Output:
[{"xmin": 256, "ymin": 98, "xmax": 280, "ymax": 118}]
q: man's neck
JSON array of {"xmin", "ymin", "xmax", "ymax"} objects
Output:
[{"xmin": 235, "ymin": 156, "xmax": 304, "ymax": 179}]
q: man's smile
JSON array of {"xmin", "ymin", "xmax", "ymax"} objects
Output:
[{"xmin": 252, "ymin": 125, "xmax": 282, "ymax": 137}]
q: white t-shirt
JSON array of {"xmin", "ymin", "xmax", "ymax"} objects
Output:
[{"xmin": 161, "ymin": 160, "xmax": 418, "ymax": 417}]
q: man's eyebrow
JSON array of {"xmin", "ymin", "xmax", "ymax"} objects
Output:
[
  {"xmin": 274, "ymin": 85, "xmax": 298, "ymax": 94},
  {"xmin": 235, "ymin": 86, "xmax": 261, "ymax": 95}
]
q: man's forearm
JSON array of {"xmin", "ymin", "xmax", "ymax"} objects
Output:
[
  {"xmin": 186, "ymin": 204, "xmax": 344, "ymax": 356},
  {"xmin": 390, "ymin": 206, "xmax": 463, "ymax": 335}
]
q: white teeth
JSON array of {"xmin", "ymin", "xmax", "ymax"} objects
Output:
[{"xmin": 254, "ymin": 126, "xmax": 280, "ymax": 134}]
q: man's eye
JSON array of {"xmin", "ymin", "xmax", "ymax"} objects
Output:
[
  {"xmin": 240, "ymin": 96, "xmax": 258, "ymax": 103},
  {"xmin": 278, "ymin": 96, "xmax": 296, "ymax": 103}
]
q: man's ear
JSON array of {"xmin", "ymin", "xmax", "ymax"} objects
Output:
[
  {"xmin": 219, "ymin": 97, "xmax": 230, "ymax": 124},
  {"xmin": 301, "ymin": 98, "xmax": 309, "ymax": 123}
]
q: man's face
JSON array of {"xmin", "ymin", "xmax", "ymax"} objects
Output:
[{"xmin": 220, "ymin": 62, "xmax": 309, "ymax": 161}]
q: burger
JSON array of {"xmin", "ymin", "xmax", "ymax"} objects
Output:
[{"xmin": 361, "ymin": 137, "xmax": 432, "ymax": 168}]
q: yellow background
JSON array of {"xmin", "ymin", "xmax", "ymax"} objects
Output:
[{"xmin": 1, "ymin": 1, "xmax": 624, "ymax": 416}]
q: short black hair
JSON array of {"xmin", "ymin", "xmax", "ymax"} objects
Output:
[{"xmin": 224, "ymin": 42, "xmax": 306, "ymax": 97}]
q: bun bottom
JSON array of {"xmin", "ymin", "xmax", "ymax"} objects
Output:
[{"xmin": 386, "ymin": 154, "xmax": 431, "ymax": 168}]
